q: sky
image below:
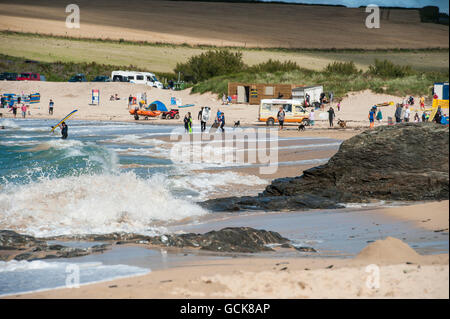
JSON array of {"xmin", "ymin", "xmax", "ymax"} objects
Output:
[{"xmin": 261, "ymin": 0, "xmax": 449, "ymax": 14}]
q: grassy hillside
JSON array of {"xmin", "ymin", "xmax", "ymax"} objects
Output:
[
  {"xmin": 0, "ymin": 54, "xmax": 175, "ymax": 82},
  {"xmin": 191, "ymin": 66, "xmax": 449, "ymax": 98},
  {"xmin": 0, "ymin": 32, "xmax": 448, "ymax": 74}
]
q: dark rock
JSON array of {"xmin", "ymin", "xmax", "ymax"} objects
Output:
[
  {"xmin": 148, "ymin": 227, "xmax": 290, "ymax": 253},
  {"xmin": 294, "ymin": 246, "xmax": 317, "ymax": 253},
  {"xmin": 0, "ymin": 230, "xmax": 43, "ymax": 248},
  {"xmin": 0, "ymin": 230, "xmax": 111, "ymax": 261},
  {"xmin": 202, "ymin": 124, "xmax": 449, "ymax": 212},
  {"xmin": 264, "ymin": 123, "xmax": 449, "ymax": 203},
  {"xmin": 14, "ymin": 253, "xmax": 33, "ymax": 261},
  {"xmin": 202, "ymin": 194, "xmax": 342, "ymax": 212}
]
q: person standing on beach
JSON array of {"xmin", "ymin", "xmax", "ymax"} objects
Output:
[
  {"xmin": 309, "ymin": 108, "xmax": 315, "ymax": 126},
  {"xmin": 10, "ymin": 102, "xmax": 17, "ymax": 118},
  {"xmin": 277, "ymin": 107, "xmax": 285, "ymax": 131},
  {"xmin": 184, "ymin": 112, "xmax": 193, "ymax": 133},
  {"xmin": 200, "ymin": 107, "xmax": 209, "ymax": 132},
  {"xmin": 21, "ymin": 104, "xmax": 27, "ymax": 118},
  {"xmin": 49, "ymin": 99, "xmax": 54, "ymax": 115},
  {"xmin": 403, "ymin": 106, "xmax": 411, "ymax": 123},
  {"xmin": 376, "ymin": 108, "xmax": 383, "ymax": 123},
  {"xmin": 395, "ymin": 104, "xmax": 403, "ymax": 123},
  {"xmin": 419, "ymin": 96, "xmax": 425, "ymax": 110},
  {"xmin": 369, "ymin": 108, "xmax": 375, "ymax": 128},
  {"xmin": 184, "ymin": 113, "xmax": 190, "ymax": 133},
  {"xmin": 219, "ymin": 112, "xmax": 225, "ymax": 133},
  {"xmin": 128, "ymin": 95, "xmax": 133, "ymax": 109},
  {"xmin": 327, "ymin": 107, "xmax": 335, "ymax": 127}
]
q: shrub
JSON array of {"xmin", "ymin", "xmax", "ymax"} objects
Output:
[
  {"xmin": 324, "ymin": 61, "xmax": 359, "ymax": 75},
  {"xmin": 367, "ymin": 59, "xmax": 415, "ymax": 78},
  {"xmin": 174, "ymin": 49, "xmax": 245, "ymax": 83},
  {"xmin": 248, "ymin": 59, "xmax": 304, "ymax": 73}
]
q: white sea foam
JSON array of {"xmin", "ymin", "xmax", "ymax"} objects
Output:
[
  {"xmin": 0, "ymin": 259, "xmax": 150, "ymax": 297},
  {"xmin": 170, "ymin": 171, "xmax": 268, "ymax": 199},
  {"xmin": 0, "ymin": 172, "xmax": 207, "ymax": 237},
  {"xmin": 0, "ymin": 119, "xmax": 21, "ymax": 129}
]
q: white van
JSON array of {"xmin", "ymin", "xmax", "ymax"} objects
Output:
[
  {"xmin": 292, "ymin": 85, "xmax": 323, "ymax": 107},
  {"xmin": 259, "ymin": 99, "xmax": 309, "ymax": 126},
  {"xmin": 111, "ymin": 71, "xmax": 163, "ymax": 88}
]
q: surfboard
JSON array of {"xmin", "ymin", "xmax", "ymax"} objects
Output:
[
  {"xmin": 51, "ymin": 110, "xmax": 77, "ymax": 132},
  {"xmin": 202, "ymin": 107, "xmax": 210, "ymax": 122}
]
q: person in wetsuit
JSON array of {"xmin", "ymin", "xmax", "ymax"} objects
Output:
[{"xmin": 60, "ymin": 122, "xmax": 68, "ymax": 139}]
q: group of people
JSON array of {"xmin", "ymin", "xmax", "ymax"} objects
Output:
[
  {"xmin": 368, "ymin": 106, "xmax": 383, "ymax": 128},
  {"xmin": 183, "ymin": 107, "xmax": 225, "ymax": 133},
  {"xmin": 5, "ymin": 98, "xmax": 29, "ymax": 119}
]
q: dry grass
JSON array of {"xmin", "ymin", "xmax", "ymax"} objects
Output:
[{"xmin": 1, "ymin": 32, "xmax": 448, "ymax": 74}]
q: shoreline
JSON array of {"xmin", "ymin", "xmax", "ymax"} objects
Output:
[{"xmin": 2, "ymin": 200, "xmax": 448, "ymax": 299}]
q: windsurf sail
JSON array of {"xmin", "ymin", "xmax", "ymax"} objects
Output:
[{"xmin": 51, "ymin": 110, "xmax": 78, "ymax": 132}]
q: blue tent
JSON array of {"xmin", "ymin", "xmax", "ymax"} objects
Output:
[{"xmin": 146, "ymin": 100, "xmax": 168, "ymax": 112}]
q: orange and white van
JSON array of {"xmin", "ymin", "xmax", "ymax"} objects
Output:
[{"xmin": 259, "ymin": 99, "xmax": 309, "ymax": 126}]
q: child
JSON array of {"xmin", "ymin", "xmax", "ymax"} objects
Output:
[
  {"xmin": 21, "ymin": 104, "xmax": 27, "ymax": 118},
  {"xmin": 369, "ymin": 108, "xmax": 375, "ymax": 128},
  {"xmin": 376, "ymin": 109, "xmax": 383, "ymax": 123}
]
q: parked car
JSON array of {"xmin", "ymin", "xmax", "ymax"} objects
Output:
[
  {"xmin": 111, "ymin": 71, "xmax": 163, "ymax": 88},
  {"xmin": 93, "ymin": 75, "xmax": 111, "ymax": 82},
  {"xmin": 68, "ymin": 74, "xmax": 87, "ymax": 82},
  {"xmin": 1, "ymin": 72, "xmax": 18, "ymax": 81},
  {"xmin": 17, "ymin": 72, "xmax": 45, "ymax": 81},
  {"xmin": 112, "ymin": 74, "xmax": 129, "ymax": 82}
]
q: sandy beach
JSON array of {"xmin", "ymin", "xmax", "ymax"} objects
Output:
[{"xmin": 0, "ymin": 81, "xmax": 427, "ymax": 130}]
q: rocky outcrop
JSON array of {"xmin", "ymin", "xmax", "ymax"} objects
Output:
[
  {"xmin": 53, "ymin": 227, "xmax": 292, "ymax": 253},
  {"xmin": 1, "ymin": 227, "xmax": 303, "ymax": 257},
  {"xmin": 203, "ymin": 123, "xmax": 449, "ymax": 212},
  {"xmin": 202, "ymin": 194, "xmax": 342, "ymax": 212},
  {"xmin": 148, "ymin": 227, "xmax": 289, "ymax": 253},
  {"xmin": 0, "ymin": 230, "xmax": 110, "ymax": 261}
]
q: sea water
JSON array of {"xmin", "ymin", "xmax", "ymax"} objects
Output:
[{"xmin": 0, "ymin": 118, "xmax": 341, "ymax": 295}]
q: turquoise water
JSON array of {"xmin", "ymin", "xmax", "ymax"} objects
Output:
[{"xmin": 0, "ymin": 118, "xmax": 338, "ymax": 237}]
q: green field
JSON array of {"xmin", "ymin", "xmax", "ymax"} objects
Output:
[{"xmin": 1, "ymin": 32, "xmax": 448, "ymax": 74}]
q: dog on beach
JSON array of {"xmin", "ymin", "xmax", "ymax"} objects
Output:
[
  {"xmin": 234, "ymin": 121, "xmax": 240, "ymax": 128},
  {"xmin": 337, "ymin": 119, "xmax": 347, "ymax": 128},
  {"xmin": 298, "ymin": 124, "xmax": 305, "ymax": 131}
]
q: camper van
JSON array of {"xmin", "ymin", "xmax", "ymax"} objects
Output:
[
  {"xmin": 291, "ymin": 85, "xmax": 323, "ymax": 107},
  {"xmin": 111, "ymin": 71, "xmax": 163, "ymax": 88},
  {"xmin": 259, "ymin": 99, "xmax": 309, "ymax": 126}
]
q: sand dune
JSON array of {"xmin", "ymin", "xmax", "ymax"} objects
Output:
[{"xmin": 0, "ymin": 0, "xmax": 448, "ymax": 49}]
